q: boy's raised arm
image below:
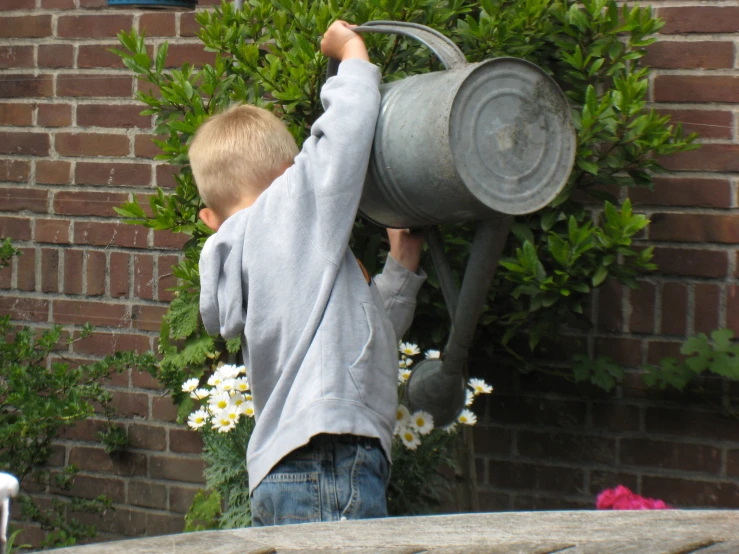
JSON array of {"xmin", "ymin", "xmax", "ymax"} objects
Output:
[{"xmin": 286, "ymin": 21, "xmax": 381, "ymax": 265}]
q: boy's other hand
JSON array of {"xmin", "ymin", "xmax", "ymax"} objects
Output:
[
  {"xmin": 321, "ymin": 20, "xmax": 369, "ymax": 63},
  {"xmin": 387, "ymin": 228, "xmax": 425, "ymax": 274}
]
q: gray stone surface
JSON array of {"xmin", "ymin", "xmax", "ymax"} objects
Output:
[{"xmin": 53, "ymin": 510, "xmax": 739, "ymax": 554}]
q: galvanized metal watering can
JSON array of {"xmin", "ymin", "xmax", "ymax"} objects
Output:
[{"xmin": 331, "ymin": 22, "xmax": 576, "ymax": 427}]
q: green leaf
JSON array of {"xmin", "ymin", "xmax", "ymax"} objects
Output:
[{"xmin": 592, "ymin": 265, "xmax": 608, "ymax": 287}]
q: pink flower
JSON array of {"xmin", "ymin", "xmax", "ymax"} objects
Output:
[{"xmin": 596, "ymin": 485, "xmax": 670, "ymax": 510}]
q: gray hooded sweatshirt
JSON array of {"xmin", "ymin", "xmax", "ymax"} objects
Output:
[{"xmin": 199, "ymin": 58, "xmax": 426, "ymax": 493}]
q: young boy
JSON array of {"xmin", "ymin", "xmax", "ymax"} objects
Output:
[{"xmin": 191, "ymin": 21, "xmax": 426, "ymax": 526}]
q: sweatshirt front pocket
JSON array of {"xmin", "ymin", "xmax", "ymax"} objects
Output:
[{"xmin": 348, "ymin": 302, "xmax": 397, "ymax": 409}]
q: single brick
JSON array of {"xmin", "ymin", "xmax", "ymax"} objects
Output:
[
  {"xmin": 169, "ymin": 429, "xmax": 203, "ymax": 454},
  {"xmin": 517, "ymin": 431, "xmax": 617, "ymax": 465},
  {"xmin": 629, "ymin": 177, "xmax": 731, "ymax": 209},
  {"xmin": 41, "ymin": 248, "xmax": 59, "ymax": 293},
  {"xmin": 75, "ymin": 161, "xmax": 151, "ymax": 187},
  {"xmin": 651, "ymin": 247, "xmax": 728, "ymax": 278},
  {"xmin": 128, "ymin": 481, "xmax": 167, "ymax": 510},
  {"xmin": 131, "ymin": 304, "xmax": 167, "ymax": 331},
  {"xmin": 621, "ymin": 439, "xmax": 721, "ymax": 474},
  {"xmin": 0, "ymin": 103, "xmax": 33, "ymax": 127},
  {"xmin": 63, "ymin": 249, "xmax": 83, "ymax": 294},
  {"xmin": 661, "ymin": 144, "xmax": 739, "ymax": 173},
  {"xmin": 0, "ymin": 0, "xmax": 36, "ymax": 9},
  {"xmin": 145, "ymin": 513, "xmax": 185, "ymax": 537},
  {"xmin": 694, "ymin": 283, "xmax": 720, "ymax": 334},
  {"xmin": 151, "ymin": 395, "xmax": 178, "ymax": 422},
  {"xmin": 54, "ymin": 190, "xmax": 127, "ymax": 217},
  {"xmin": 131, "ymin": 369, "xmax": 163, "ymax": 390},
  {"xmin": 140, "ymin": 13, "xmax": 176, "ymax": 37},
  {"xmin": 109, "ymin": 390, "xmax": 149, "ymax": 418},
  {"xmin": 35, "ymin": 160, "xmax": 71, "ymax": 185},
  {"xmin": 156, "ymin": 165, "xmax": 178, "ymax": 188},
  {"xmin": 42, "ymin": 0, "xmax": 75, "ymax": 8},
  {"xmin": 72, "ymin": 507, "xmax": 147, "ymax": 537},
  {"xmin": 69, "ymin": 446, "xmax": 148, "ymax": 477},
  {"xmin": 133, "ymin": 254, "xmax": 155, "ymax": 300},
  {"xmin": 169, "ymin": 485, "xmax": 201, "ymax": 513},
  {"xmin": 646, "ymin": 407, "xmax": 739, "ymax": 442},
  {"xmin": 57, "ymin": 15, "xmax": 134, "ymax": 39},
  {"xmin": 134, "ymin": 134, "xmax": 165, "ymax": 158},
  {"xmin": 153, "ymin": 229, "xmax": 188, "ymax": 250},
  {"xmin": 629, "ymin": 280, "xmax": 655, "ymax": 334},
  {"xmin": 34, "ymin": 219, "xmax": 70, "ymax": 244},
  {"xmin": 594, "ymin": 337, "xmax": 642, "ymax": 367},
  {"xmin": 0, "ymin": 187, "xmax": 47, "ymax": 213},
  {"xmin": 77, "ymin": 44, "xmax": 127, "ymax": 69},
  {"xmin": 597, "ymin": 279, "xmax": 623, "ymax": 333},
  {"xmin": 55, "ymin": 132, "xmax": 130, "ymax": 157},
  {"xmin": 157, "ymin": 254, "xmax": 180, "ymax": 302},
  {"xmin": 165, "ymin": 43, "xmax": 218, "ymax": 68},
  {"xmin": 650, "ymin": 213, "xmax": 739, "ymax": 244},
  {"xmin": 85, "ymin": 250, "xmax": 106, "ymax": 296},
  {"xmin": 657, "ymin": 110, "xmax": 732, "ymax": 140},
  {"xmin": 73, "ymin": 331, "xmax": 150, "ymax": 356},
  {"xmin": 77, "ymin": 104, "xmax": 150, "ymax": 128},
  {"xmin": 487, "ymin": 460, "xmax": 585, "ymax": 495},
  {"xmin": 0, "ymin": 132, "xmax": 50, "ymax": 156},
  {"xmin": 16, "ymin": 248, "xmax": 36, "ymax": 292},
  {"xmin": 659, "ymin": 7, "xmax": 739, "ymax": 34},
  {"xmin": 109, "ymin": 251, "xmax": 130, "ymax": 297},
  {"xmin": 642, "ymin": 477, "xmax": 739, "ymax": 508},
  {"xmin": 56, "ymin": 75, "xmax": 133, "ymax": 98},
  {"xmin": 0, "ymin": 74, "xmax": 53, "ymax": 99},
  {"xmin": 0, "ymin": 45, "xmax": 34, "ymax": 69},
  {"xmin": 0, "ymin": 15, "xmax": 52, "ymax": 38},
  {"xmin": 52, "ymin": 474, "xmax": 125, "ymax": 503},
  {"xmin": 38, "ymin": 44, "xmax": 75, "ymax": 69},
  {"xmin": 589, "ymin": 471, "xmax": 640, "ymax": 496},
  {"xmin": 0, "ymin": 296, "xmax": 48, "ymax": 322},
  {"xmin": 37, "ymin": 104, "xmax": 73, "ymax": 127},
  {"xmin": 149, "ymin": 455, "xmax": 205, "ymax": 483},
  {"xmin": 643, "ymin": 41, "xmax": 733, "ymax": 69},
  {"xmin": 180, "ymin": 12, "xmax": 200, "ymax": 37},
  {"xmin": 53, "ymin": 299, "xmax": 128, "ymax": 327},
  {"xmin": 0, "ymin": 216, "xmax": 31, "ymax": 240},
  {"xmin": 0, "ymin": 160, "xmax": 30, "ymax": 183},
  {"xmin": 655, "ymin": 76, "xmax": 739, "ymax": 104},
  {"xmin": 661, "ymin": 282, "xmax": 688, "ymax": 336},
  {"xmin": 128, "ymin": 424, "xmax": 166, "ymax": 451},
  {"xmin": 75, "ymin": 221, "xmax": 149, "ymax": 249}
]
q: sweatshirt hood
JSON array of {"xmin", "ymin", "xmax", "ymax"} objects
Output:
[{"xmin": 199, "ymin": 209, "xmax": 248, "ymax": 340}]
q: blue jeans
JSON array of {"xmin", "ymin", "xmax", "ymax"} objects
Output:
[{"xmin": 251, "ymin": 434, "xmax": 390, "ymax": 526}]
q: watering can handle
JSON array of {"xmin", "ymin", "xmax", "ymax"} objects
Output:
[{"xmin": 326, "ymin": 20, "xmax": 466, "ymax": 79}]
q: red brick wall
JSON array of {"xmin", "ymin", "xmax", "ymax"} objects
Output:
[
  {"xmin": 0, "ymin": 0, "xmax": 737, "ymax": 542},
  {"xmin": 474, "ymin": 5, "xmax": 739, "ymax": 511}
]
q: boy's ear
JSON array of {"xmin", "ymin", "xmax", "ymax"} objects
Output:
[{"xmin": 199, "ymin": 208, "xmax": 221, "ymax": 232}]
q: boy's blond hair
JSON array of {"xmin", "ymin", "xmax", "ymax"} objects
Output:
[{"xmin": 189, "ymin": 104, "xmax": 298, "ymax": 212}]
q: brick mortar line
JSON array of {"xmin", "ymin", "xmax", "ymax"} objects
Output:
[
  {"xmin": 653, "ymin": 68, "xmax": 739, "ymax": 76},
  {"xmin": 477, "ymin": 455, "xmax": 739, "ymax": 486},
  {"xmin": 0, "ymin": 240, "xmax": 182, "ymax": 257}
]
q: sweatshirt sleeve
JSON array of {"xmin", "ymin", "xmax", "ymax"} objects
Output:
[
  {"xmin": 374, "ymin": 255, "xmax": 426, "ymax": 340},
  {"xmin": 287, "ymin": 58, "xmax": 382, "ymax": 265}
]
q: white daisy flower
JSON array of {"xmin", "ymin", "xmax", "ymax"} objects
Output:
[
  {"xmin": 468, "ymin": 378, "xmax": 493, "ymax": 395},
  {"xmin": 399, "ymin": 342, "xmax": 420, "ymax": 357},
  {"xmin": 410, "ymin": 410, "xmax": 434, "ymax": 435},
  {"xmin": 457, "ymin": 409, "xmax": 477, "ymax": 426},
  {"xmin": 208, "ymin": 391, "xmax": 231, "ymax": 412},
  {"xmin": 399, "ymin": 359, "xmax": 407, "ymax": 369},
  {"xmin": 217, "ymin": 364, "xmax": 241, "ymax": 379},
  {"xmin": 425, "ymin": 349, "xmax": 441, "ymax": 359},
  {"xmin": 396, "ymin": 404, "xmax": 411, "ymax": 426},
  {"xmin": 405, "ymin": 357, "xmax": 413, "ymax": 368},
  {"xmin": 465, "ymin": 389, "xmax": 475, "ymax": 406},
  {"xmin": 229, "ymin": 392, "xmax": 246, "ymax": 407},
  {"xmin": 187, "ymin": 408, "xmax": 209, "ymax": 430},
  {"xmin": 398, "ymin": 368, "xmax": 412, "ymax": 384},
  {"xmin": 237, "ymin": 365, "xmax": 247, "ymax": 375},
  {"xmin": 207, "ymin": 373, "xmax": 224, "ymax": 388},
  {"xmin": 441, "ymin": 422, "xmax": 458, "ymax": 434},
  {"xmin": 190, "ymin": 388, "xmax": 211, "ymax": 401},
  {"xmin": 223, "ymin": 405, "xmax": 240, "ymax": 424},
  {"xmin": 218, "ymin": 378, "xmax": 236, "ymax": 393},
  {"xmin": 399, "ymin": 426, "xmax": 421, "ymax": 450},
  {"xmin": 181, "ymin": 378, "xmax": 199, "ymax": 393},
  {"xmin": 240, "ymin": 401, "xmax": 255, "ymax": 418},
  {"xmin": 234, "ymin": 377, "xmax": 250, "ymax": 393},
  {"xmin": 211, "ymin": 412, "xmax": 236, "ymax": 433}
]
